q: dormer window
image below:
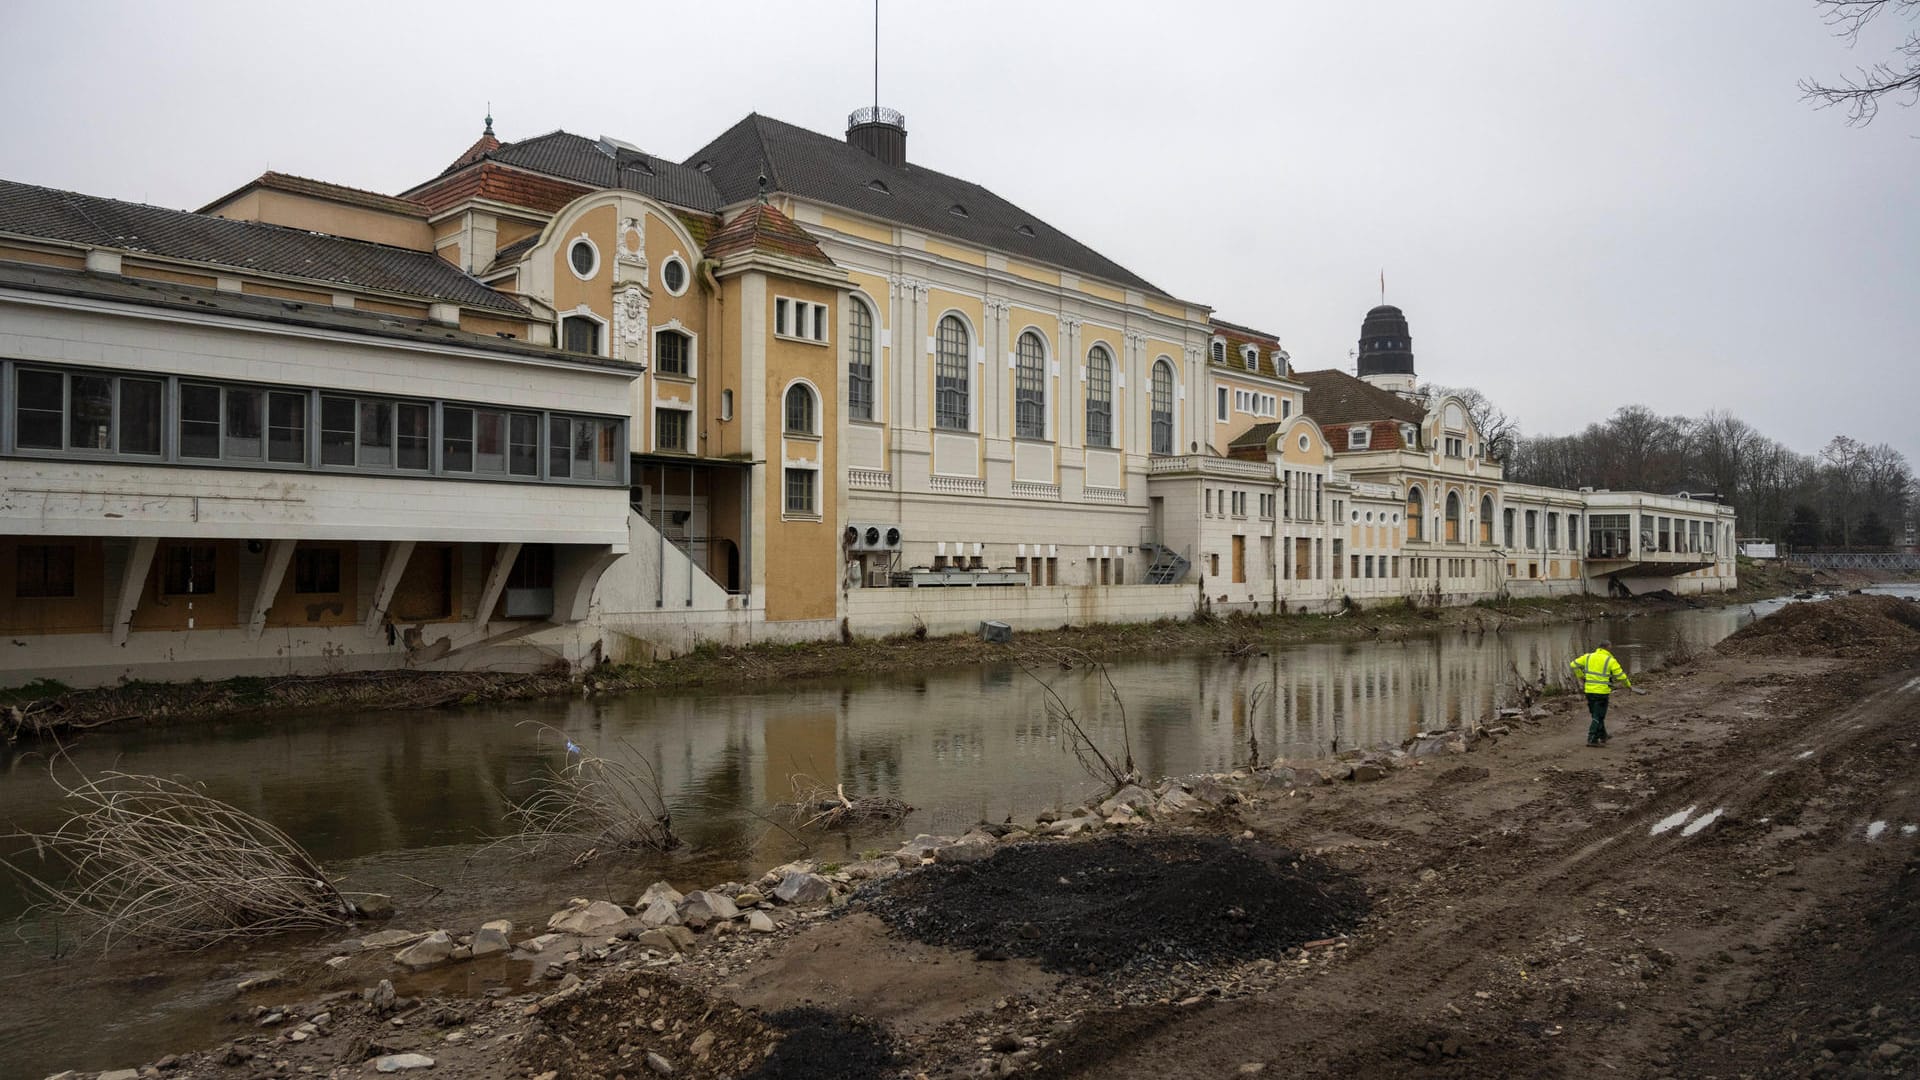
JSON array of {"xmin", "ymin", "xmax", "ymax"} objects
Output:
[
  {"xmin": 1400, "ymin": 423, "xmax": 1418, "ymax": 448},
  {"xmin": 1348, "ymin": 427, "xmax": 1372, "ymax": 450},
  {"xmin": 866, "ymin": 179, "xmax": 891, "ymax": 194},
  {"xmin": 949, "ymin": 204, "xmax": 969, "ymax": 217},
  {"xmin": 1242, "ymin": 346, "xmax": 1258, "ymax": 371},
  {"xmin": 1210, "ymin": 338, "xmax": 1225, "ymax": 363},
  {"xmin": 1016, "ymin": 224, "xmax": 1036, "ymax": 236}
]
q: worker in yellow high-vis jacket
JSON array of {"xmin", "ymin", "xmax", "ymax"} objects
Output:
[{"xmin": 1571, "ymin": 640, "xmax": 1632, "ymax": 746}]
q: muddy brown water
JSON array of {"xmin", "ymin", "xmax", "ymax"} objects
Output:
[{"xmin": 2, "ymin": 589, "xmax": 1910, "ymax": 1078}]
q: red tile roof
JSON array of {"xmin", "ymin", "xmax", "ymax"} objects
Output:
[
  {"xmin": 703, "ymin": 202, "xmax": 833, "ymax": 265},
  {"xmin": 199, "ymin": 171, "xmax": 429, "ymax": 218},
  {"xmin": 409, "ymin": 163, "xmax": 594, "ymax": 216},
  {"xmin": 448, "ymin": 130, "xmax": 502, "ymax": 173}
]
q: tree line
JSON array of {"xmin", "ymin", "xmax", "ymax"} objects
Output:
[{"xmin": 1496, "ymin": 404, "xmax": 1914, "ymax": 550}]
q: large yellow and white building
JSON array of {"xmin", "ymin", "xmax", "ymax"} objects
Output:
[{"xmin": 0, "ymin": 108, "xmax": 1735, "ymax": 686}]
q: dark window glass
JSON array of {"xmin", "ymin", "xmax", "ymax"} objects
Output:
[
  {"xmin": 320, "ymin": 396, "xmax": 356, "ymax": 465},
  {"xmin": 654, "ymin": 409, "xmax": 687, "ymax": 452},
  {"xmin": 506, "ymin": 544, "xmax": 555, "ymax": 589},
  {"xmin": 847, "ymin": 300, "xmax": 874, "ymax": 420},
  {"xmin": 1150, "ymin": 361, "xmax": 1174, "ymax": 455},
  {"xmin": 268, "ymin": 391, "xmax": 306, "ymax": 463},
  {"xmin": 509, "ymin": 413, "xmax": 538, "ymax": 476},
  {"xmin": 562, "ymin": 316, "xmax": 600, "ymax": 355},
  {"xmin": 120, "ymin": 378, "xmax": 163, "ymax": 455},
  {"xmin": 784, "ymin": 385, "xmax": 815, "ymax": 435},
  {"xmin": 162, "ymin": 544, "xmax": 216, "ymax": 595},
  {"xmin": 784, "ymin": 467, "xmax": 816, "ymax": 514},
  {"xmin": 549, "ymin": 416, "xmax": 572, "ymax": 478},
  {"xmin": 224, "ymin": 387, "xmax": 263, "ymax": 459},
  {"xmin": 293, "ymin": 547, "xmax": 341, "ymax": 594},
  {"xmin": 572, "ymin": 419, "xmax": 596, "ymax": 478},
  {"xmin": 474, "ymin": 410, "xmax": 506, "ymax": 474},
  {"xmin": 596, "ymin": 422, "xmax": 618, "ymax": 480},
  {"xmin": 1014, "ymin": 331, "xmax": 1046, "ymax": 439},
  {"xmin": 179, "ymin": 383, "xmax": 221, "ymax": 458},
  {"xmin": 16, "ymin": 369, "xmax": 64, "ymax": 449},
  {"xmin": 662, "ymin": 259, "xmax": 686, "ymax": 293},
  {"xmin": 357, "ymin": 400, "xmax": 393, "ymax": 467},
  {"xmin": 443, "ymin": 407, "xmax": 474, "ymax": 472},
  {"xmin": 396, "ymin": 403, "xmax": 430, "ymax": 470},
  {"xmin": 655, "ymin": 331, "xmax": 687, "ymax": 375},
  {"xmin": 15, "ymin": 544, "xmax": 77, "ymax": 598},
  {"xmin": 69, "ymin": 374, "xmax": 112, "ymax": 451},
  {"xmin": 934, "ymin": 315, "xmax": 970, "ymax": 430},
  {"xmin": 569, "ymin": 241, "xmax": 595, "ymax": 277},
  {"xmin": 1085, "ymin": 345, "xmax": 1113, "ymax": 448}
]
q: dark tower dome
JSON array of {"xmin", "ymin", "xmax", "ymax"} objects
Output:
[{"xmin": 1356, "ymin": 304, "xmax": 1414, "ymax": 379}]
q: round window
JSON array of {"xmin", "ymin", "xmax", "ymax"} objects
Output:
[
  {"xmin": 1393, "ymin": 513, "xmax": 1401, "ymax": 523},
  {"xmin": 1351, "ymin": 510, "xmax": 1360, "ymax": 523},
  {"xmin": 1297, "ymin": 434, "xmax": 1310, "ymax": 452},
  {"xmin": 1366, "ymin": 511, "xmax": 1374, "ymax": 523},
  {"xmin": 662, "ymin": 256, "xmax": 688, "ymax": 296},
  {"xmin": 568, "ymin": 239, "xmax": 598, "ymax": 279}
]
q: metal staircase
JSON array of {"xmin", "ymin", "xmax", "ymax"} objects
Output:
[{"xmin": 1143, "ymin": 543, "xmax": 1191, "ymax": 585}]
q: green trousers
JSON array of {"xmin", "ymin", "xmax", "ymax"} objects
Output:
[{"xmin": 1585, "ymin": 693, "xmax": 1611, "ymax": 743}]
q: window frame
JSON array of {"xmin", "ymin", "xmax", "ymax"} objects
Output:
[
  {"xmin": 560, "ymin": 313, "xmax": 605, "ymax": 357},
  {"xmin": 654, "ymin": 327, "xmax": 694, "ymax": 378},
  {"xmin": 847, "ymin": 297, "xmax": 876, "ymax": 422},
  {"xmin": 1013, "ymin": 330, "xmax": 1047, "ymax": 440},
  {"xmin": 934, "ymin": 314, "xmax": 972, "ymax": 432},
  {"xmin": 1084, "ymin": 343, "xmax": 1113, "ymax": 449},
  {"xmin": 783, "ymin": 382, "xmax": 819, "ymax": 437},
  {"xmin": 1347, "ymin": 427, "xmax": 1371, "ymax": 450},
  {"xmin": 782, "ymin": 465, "xmax": 820, "ymax": 519},
  {"xmin": 774, "ymin": 296, "xmax": 830, "ymax": 345},
  {"xmin": 653, "ymin": 405, "xmax": 693, "ymax": 453},
  {"xmin": 1150, "ymin": 358, "xmax": 1175, "ymax": 456},
  {"xmin": 566, "ymin": 235, "xmax": 601, "ymax": 281}
]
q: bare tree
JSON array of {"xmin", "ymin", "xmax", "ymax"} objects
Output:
[
  {"xmin": 1801, "ymin": 0, "xmax": 1920, "ymax": 124},
  {"xmin": 1417, "ymin": 383, "xmax": 1519, "ymax": 462}
]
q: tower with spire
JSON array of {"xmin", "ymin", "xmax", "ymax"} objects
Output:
[{"xmin": 1355, "ymin": 303, "xmax": 1417, "ymax": 397}]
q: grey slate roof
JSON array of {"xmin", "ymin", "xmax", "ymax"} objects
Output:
[
  {"xmin": 478, "ymin": 131, "xmax": 725, "ymax": 212},
  {"xmin": 0, "ymin": 178, "xmax": 526, "ymax": 314},
  {"xmin": 0, "ymin": 261, "xmax": 635, "ymax": 372},
  {"xmin": 685, "ymin": 114, "xmax": 1163, "ymax": 295}
]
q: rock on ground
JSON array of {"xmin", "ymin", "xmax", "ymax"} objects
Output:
[
  {"xmin": 773, "ymin": 871, "xmax": 832, "ymax": 905},
  {"xmin": 547, "ymin": 899, "xmax": 628, "ymax": 935},
  {"xmin": 393, "ymin": 930, "xmax": 452, "ymax": 969},
  {"xmin": 374, "ymin": 1053, "xmax": 435, "ymax": 1072}
]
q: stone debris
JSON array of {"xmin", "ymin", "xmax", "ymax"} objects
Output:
[
  {"xmin": 636, "ymin": 880, "xmax": 684, "ymax": 908},
  {"xmin": 747, "ymin": 911, "xmax": 776, "ymax": 933},
  {"xmin": 639, "ymin": 896, "xmax": 682, "ymax": 928},
  {"xmin": 644, "ymin": 1050, "xmax": 674, "ymax": 1074},
  {"xmin": 547, "ymin": 899, "xmax": 628, "ymax": 935},
  {"xmin": 471, "ymin": 920, "xmax": 512, "ymax": 957},
  {"xmin": 518, "ymin": 932, "xmax": 567, "ymax": 954},
  {"xmin": 373, "ymin": 1053, "xmax": 435, "ymax": 1072},
  {"xmin": 773, "ymin": 871, "xmax": 832, "ymax": 905},
  {"xmin": 393, "ymin": 931, "xmax": 453, "ymax": 969},
  {"xmin": 360, "ymin": 930, "xmax": 426, "ymax": 950},
  {"xmin": 679, "ymin": 890, "xmax": 739, "ymax": 926}
]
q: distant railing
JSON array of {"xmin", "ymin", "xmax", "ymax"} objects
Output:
[
  {"xmin": 1788, "ymin": 551, "xmax": 1920, "ymax": 570},
  {"xmin": 848, "ymin": 105, "xmax": 906, "ymax": 129},
  {"xmin": 1145, "ymin": 454, "xmax": 1273, "ymax": 479}
]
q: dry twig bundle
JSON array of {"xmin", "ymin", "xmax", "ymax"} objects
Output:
[
  {"xmin": 495, "ymin": 727, "xmax": 678, "ymax": 864},
  {"xmin": 7, "ymin": 770, "xmax": 348, "ymax": 950},
  {"xmin": 783, "ymin": 774, "xmax": 912, "ymax": 830},
  {"xmin": 1020, "ymin": 648, "xmax": 1138, "ymax": 793}
]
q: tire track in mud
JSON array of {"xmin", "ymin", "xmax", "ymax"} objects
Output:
[{"xmin": 1062, "ymin": 659, "xmax": 1920, "ymax": 1079}]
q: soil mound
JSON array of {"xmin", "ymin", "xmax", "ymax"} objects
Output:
[
  {"xmin": 517, "ymin": 974, "xmax": 892, "ymax": 1080},
  {"xmin": 1718, "ymin": 594, "xmax": 1920, "ymax": 659},
  {"xmin": 864, "ymin": 834, "xmax": 1366, "ymax": 975}
]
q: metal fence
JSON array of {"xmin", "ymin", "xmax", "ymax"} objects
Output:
[{"xmin": 1785, "ymin": 552, "xmax": 1920, "ymax": 570}]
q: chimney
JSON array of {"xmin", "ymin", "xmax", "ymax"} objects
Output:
[{"xmin": 846, "ymin": 106, "xmax": 907, "ymax": 168}]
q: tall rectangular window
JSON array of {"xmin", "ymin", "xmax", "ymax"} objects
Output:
[
  {"xmin": 357, "ymin": 400, "xmax": 393, "ymax": 467},
  {"xmin": 934, "ymin": 315, "xmax": 971, "ymax": 431},
  {"xmin": 655, "ymin": 408, "xmax": 688, "ymax": 452},
  {"xmin": 223, "ymin": 387, "xmax": 263, "ymax": 460},
  {"xmin": 1085, "ymin": 345, "xmax": 1113, "ymax": 448},
  {"xmin": 509, "ymin": 413, "xmax": 538, "ymax": 476},
  {"xmin": 562, "ymin": 316, "xmax": 600, "ymax": 355},
  {"xmin": 442, "ymin": 406, "xmax": 475, "ymax": 472},
  {"xmin": 267, "ymin": 391, "xmax": 305, "ymax": 463},
  {"xmin": 16, "ymin": 369, "xmax": 64, "ymax": 449},
  {"xmin": 474, "ymin": 410, "xmax": 507, "ymax": 474},
  {"xmin": 179, "ymin": 383, "xmax": 221, "ymax": 459},
  {"xmin": 655, "ymin": 331, "xmax": 689, "ymax": 376},
  {"xmin": 548, "ymin": 416, "xmax": 572, "ymax": 478},
  {"xmin": 69, "ymin": 374, "xmax": 112, "ymax": 451},
  {"xmin": 1014, "ymin": 331, "xmax": 1046, "ymax": 440},
  {"xmin": 396, "ymin": 402, "xmax": 430, "ymax": 470},
  {"xmin": 293, "ymin": 547, "xmax": 342, "ymax": 594},
  {"xmin": 120, "ymin": 378, "xmax": 163, "ymax": 455},
  {"xmin": 848, "ymin": 300, "xmax": 875, "ymax": 421},
  {"xmin": 15, "ymin": 544, "xmax": 76, "ymax": 598},
  {"xmin": 320, "ymin": 396, "xmax": 356, "ymax": 465}
]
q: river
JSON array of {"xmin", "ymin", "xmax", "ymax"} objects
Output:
[{"xmin": 2, "ymin": 590, "xmax": 1900, "ymax": 1077}]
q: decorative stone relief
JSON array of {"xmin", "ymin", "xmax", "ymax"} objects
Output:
[
  {"xmin": 616, "ymin": 216, "xmax": 649, "ymax": 272},
  {"xmin": 615, "ymin": 285, "xmax": 650, "ymax": 369}
]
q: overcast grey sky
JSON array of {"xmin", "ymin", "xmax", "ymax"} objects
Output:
[{"xmin": 3, "ymin": 1, "xmax": 1914, "ymax": 467}]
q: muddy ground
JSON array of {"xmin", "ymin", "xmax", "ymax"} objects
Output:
[{"xmin": 108, "ymin": 593, "xmax": 1920, "ymax": 1080}]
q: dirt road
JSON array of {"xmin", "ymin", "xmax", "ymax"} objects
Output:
[{"xmin": 1030, "ymin": 656, "xmax": 1920, "ymax": 1078}]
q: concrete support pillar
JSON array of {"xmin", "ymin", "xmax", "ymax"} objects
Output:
[
  {"xmin": 472, "ymin": 542, "xmax": 522, "ymax": 632},
  {"xmin": 111, "ymin": 537, "xmax": 157, "ymax": 647},
  {"xmin": 365, "ymin": 540, "xmax": 416, "ymax": 631},
  {"xmin": 246, "ymin": 539, "xmax": 296, "ymax": 641}
]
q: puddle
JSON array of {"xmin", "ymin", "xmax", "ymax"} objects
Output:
[
  {"xmin": 1650, "ymin": 806, "xmax": 1698, "ymax": 836},
  {"xmin": 1866, "ymin": 820, "xmax": 1889, "ymax": 841},
  {"xmin": 1680, "ymin": 807, "xmax": 1726, "ymax": 837}
]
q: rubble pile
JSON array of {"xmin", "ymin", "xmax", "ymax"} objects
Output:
[
  {"xmin": 864, "ymin": 834, "xmax": 1367, "ymax": 975},
  {"xmin": 1718, "ymin": 594, "xmax": 1920, "ymax": 659}
]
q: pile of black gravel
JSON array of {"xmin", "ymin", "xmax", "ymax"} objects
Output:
[
  {"xmin": 744, "ymin": 1008, "xmax": 898, "ymax": 1080},
  {"xmin": 864, "ymin": 834, "xmax": 1366, "ymax": 975}
]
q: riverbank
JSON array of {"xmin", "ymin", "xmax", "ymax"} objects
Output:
[
  {"xmin": 8, "ymin": 563, "xmax": 1857, "ymax": 742},
  {"xmin": 43, "ymin": 592, "xmax": 1920, "ymax": 1079}
]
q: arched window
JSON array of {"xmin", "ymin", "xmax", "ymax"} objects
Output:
[
  {"xmin": 934, "ymin": 315, "xmax": 970, "ymax": 430},
  {"xmin": 654, "ymin": 329, "xmax": 689, "ymax": 375},
  {"xmin": 1445, "ymin": 491, "xmax": 1462, "ymax": 542},
  {"xmin": 1085, "ymin": 344, "xmax": 1113, "ymax": 449},
  {"xmin": 783, "ymin": 383, "xmax": 816, "ymax": 435},
  {"xmin": 561, "ymin": 315, "xmax": 601, "ymax": 356},
  {"xmin": 847, "ymin": 299, "xmax": 875, "ymax": 421},
  {"xmin": 1480, "ymin": 495, "xmax": 1494, "ymax": 544},
  {"xmin": 1504, "ymin": 507, "xmax": 1516, "ymax": 548},
  {"xmin": 1014, "ymin": 330, "xmax": 1047, "ymax": 440},
  {"xmin": 1150, "ymin": 359, "xmax": 1175, "ymax": 456},
  {"xmin": 1406, "ymin": 487, "xmax": 1425, "ymax": 541}
]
